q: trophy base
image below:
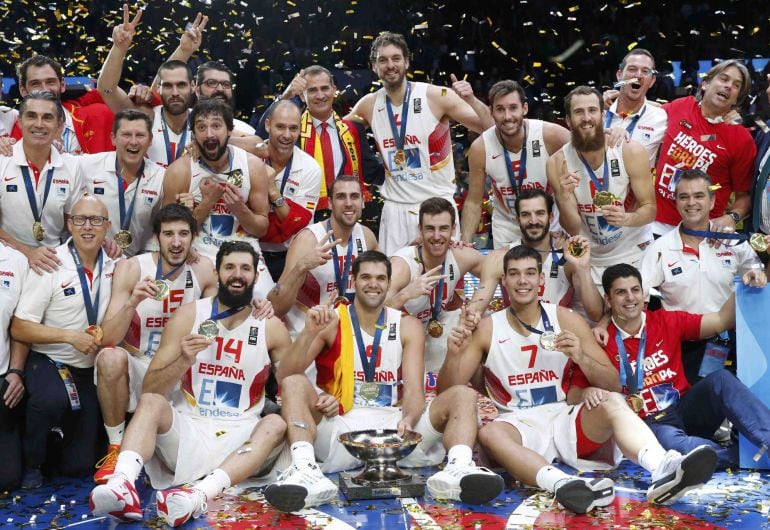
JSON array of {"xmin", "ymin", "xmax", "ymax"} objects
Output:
[{"xmin": 338, "ymin": 472, "xmax": 425, "ymax": 500}]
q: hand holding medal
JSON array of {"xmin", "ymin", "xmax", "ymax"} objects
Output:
[
  {"xmin": 553, "ymin": 329, "xmax": 582, "ymax": 360},
  {"xmin": 564, "ymin": 235, "xmax": 590, "ymax": 262}
]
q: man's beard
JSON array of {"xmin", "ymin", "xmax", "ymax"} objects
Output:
[
  {"xmin": 196, "ymin": 139, "xmax": 229, "ymax": 162},
  {"xmin": 217, "ymin": 280, "xmax": 255, "ymax": 308},
  {"xmin": 201, "ymin": 92, "xmax": 234, "ymax": 109},
  {"xmin": 162, "ymin": 95, "xmax": 191, "ymax": 116},
  {"xmin": 522, "ymin": 224, "xmax": 549, "ymax": 244},
  {"xmin": 571, "ymin": 124, "xmax": 605, "ymax": 152}
]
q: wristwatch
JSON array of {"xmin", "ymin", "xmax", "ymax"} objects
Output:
[
  {"xmin": 725, "ymin": 210, "xmax": 741, "ymax": 223},
  {"xmin": 271, "ymin": 196, "xmax": 286, "ymax": 208}
]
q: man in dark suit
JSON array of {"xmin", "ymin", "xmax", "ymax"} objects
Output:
[{"xmin": 748, "ymin": 79, "xmax": 770, "ymax": 263}]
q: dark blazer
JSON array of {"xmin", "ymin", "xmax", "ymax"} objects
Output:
[{"xmin": 749, "ymin": 129, "xmax": 770, "ymax": 232}]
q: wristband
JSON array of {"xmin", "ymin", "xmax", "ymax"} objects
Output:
[{"xmin": 6, "ymin": 368, "xmax": 24, "ymax": 379}]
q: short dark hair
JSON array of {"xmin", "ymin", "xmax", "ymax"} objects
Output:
[
  {"xmin": 112, "ymin": 108, "xmax": 153, "ymax": 136},
  {"xmin": 17, "ymin": 55, "xmax": 64, "ymax": 87},
  {"xmin": 196, "ymin": 61, "xmax": 234, "ymax": 86},
  {"xmin": 488, "ymin": 80, "xmax": 527, "ymax": 108},
  {"xmin": 216, "ymin": 241, "xmax": 260, "ymax": 272},
  {"xmin": 303, "ymin": 65, "xmax": 334, "ymax": 86},
  {"xmin": 676, "ymin": 168, "xmax": 715, "ymax": 198},
  {"xmin": 601, "ymin": 263, "xmax": 642, "ymax": 295},
  {"xmin": 503, "ymin": 245, "xmax": 542, "ymax": 275},
  {"xmin": 152, "ymin": 203, "xmax": 198, "ymax": 236},
  {"xmin": 619, "ymin": 48, "xmax": 655, "ymax": 71},
  {"xmin": 329, "ymin": 175, "xmax": 362, "ymax": 198},
  {"xmin": 190, "ymin": 99, "xmax": 234, "ymax": 132},
  {"xmin": 564, "ymin": 85, "xmax": 604, "ymax": 116},
  {"xmin": 19, "ymin": 91, "xmax": 64, "ymax": 122},
  {"xmin": 514, "ymin": 188, "xmax": 553, "ymax": 216},
  {"xmin": 352, "ymin": 250, "xmax": 391, "ymax": 279},
  {"xmin": 370, "ymin": 32, "xmax": 410, "ymax": 64},
  {"xmin": 158, "ymin": 60, "xmax": 193, "ymax": 83},
  {"xmin": 419, "ymin": 197, "xmax": 456, "ymax": 227}
]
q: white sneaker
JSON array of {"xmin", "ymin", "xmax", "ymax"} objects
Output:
[
  {"xmin": 554, "ymin": 477, "xmax": 615, "ymax": 514},
  {"xmin": 263, "ymin": 462, "xmax": 338, "ymax": 512},
  {"xmin": 89, "ymin": 474, "xmax": 142, "ymax": 522},
  {"xmin": 647, "ymin": 445, "xmax": 717, "ymax": 505},
  {"xmin": 156, "ymin": 487, "xmax": 208, "ymax": 527},
  {"xmin": 427, "ymin": 462, "xmax": 504, "ymax": 504}
]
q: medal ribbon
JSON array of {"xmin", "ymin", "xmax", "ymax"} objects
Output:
[
  {"xmin": 327, "ymin": 219, "xmax": 354, "ymax": 301},
  {"xmin": 385, "ymin": 81, "xmax": 412, "ymax": 155},
  {"xmin": 509, "ymin": 303, "xmax": 553, "ymax": 335},
  {"xmin": 278, "ymin": 155, "xmax": 294, "ymax": 195},
  {"xmin": 578, "ymin": 153, "xmax": 609, "ymax": 193},
  {"xmin": 155, "ymin": 255, "xmax": 183, "ymax": 281},
  {"xmin": 21, "ymin": 166, "xmax": 54, "ymax": 225},
  {"xmin": 69, "ymin": 243, "xmax": 103, "ymax": 327},
  {"xmin": 161, "ymin": 112, "xmax": 188, "ymax": 165},
  {"xmin": 615, "ymin": 327, "xmax": 646, "ymax": 395},
  {"xmin": 502, "ymin": 123, "xmax": 527, "ymax": 195},
  {"xmin": 348, "ymin": 304, "xmax": 386, "ymax": 382},
  {"xmin": 417, "ymin": 246, "xmax": 446, "ymax": 323},
  {"xmin": 680, "ymin": 227, "xmax": 749, "ymax": 247},
  {"xmin": 209, "ymin": 297, "xmax": 247, "ymax": 322},
  {"xmin": 549, "ymin": 245, "xmax": 565, "ymax": 278},
  {"xmin": 115, "ymin": 159, "xmax": 145, "ymax": 233},
  {"xmin": 604, "ymin": 105, "xmax": 646, "ymax": 136},
  {"xmin": 198, "ymin": 147, "xmax": 233, "ymax": 178}
]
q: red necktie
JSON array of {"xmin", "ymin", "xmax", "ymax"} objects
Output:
[{"xmin": 319, "ymin": 122, "xmax": 335, "ymax": 208}]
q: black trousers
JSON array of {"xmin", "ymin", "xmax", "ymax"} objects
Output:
[
  {"xmin": 0, "ymin": 374, "xmax": 22, "ymax": 489},
  {"xmin": 23, "ymin": 351, "xmax": 102, "ymax": 477}
]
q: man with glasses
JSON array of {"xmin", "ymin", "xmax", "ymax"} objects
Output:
[{"xmin": 11, "ymin": 196, "xmax": 118, "ymax": 488}]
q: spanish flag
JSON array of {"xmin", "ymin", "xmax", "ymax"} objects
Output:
[{"xmin": 315, "ymin": 304, "xmax": 355, "ymax": 414}]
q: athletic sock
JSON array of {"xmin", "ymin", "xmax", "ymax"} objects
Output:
[
  {"xmin": 104, "ymin": 422, "xmax": 125, "ymax": 446},
  {"xmin": 111, "ymin": 450, "xmax": 144, "ymax": 484},
  {"xmin": 194, "ymin": 468, "xmax": 230, "ymax": 501},
  {"xmin": 535, "ymin": 465, "xmax": 572, "ymax": 493},
  {"xmin": 290, "ymin": 441, "xmax": 317, "ymax": 467},
  {"xmin": 446, "ymin": 444, "xmax": 474, "ymax": 467},
  {"xmin": 637, "ymin": 443, "xmax": 668, "ymax": 476}
]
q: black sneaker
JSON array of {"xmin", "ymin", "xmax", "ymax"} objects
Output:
[
  {"xmin": 647, "ymin": 445, "xmax": 717, "ymax": 505},
  {"xmin": 555, "ymin": 477, "xmax": 615, "ymax": 514}
]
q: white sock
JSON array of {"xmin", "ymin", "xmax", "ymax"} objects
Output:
[
  {"xmin": 194, "ymin": 468, "xmax": 230, "ymax": 501},
  {"xmin": 446, "ymin": 445, "xmax": 474, "ymax": 467},
  {"xmin": 535, "ymin": 465, "xmax": 572, "ymax": 493},
  {"xmin": 104, "ymin": 422, "xmax": 125, "ymax": 446},
  {"xmin": 111, "ymin": 450, "xmax": 143, "ymax": 484},
  {"xmin": 290, "ymin": 441, "xmax": 316, "ymax": 466},
  {"xmin": 637, "ymin": 444, "xmax": 668, "ymax": 476}
]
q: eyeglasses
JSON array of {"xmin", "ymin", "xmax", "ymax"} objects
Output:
[
  {"xmin": 201, "ymin": 79, "xmax": 233, "ymax": 89},
  {"xmin": 70, "ymin": 215, "xmax": 108, "ymax": 226}
]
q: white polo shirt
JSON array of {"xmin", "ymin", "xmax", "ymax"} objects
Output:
[
  {"xmin": 260, "ymin": 146, "xmax": 322, "ymax": 252},
  {"xmin": 234, "ymin": 118, "xmax": 256, "ymax": 136},
  {"xmin": 640, "ymin": 222, "xmax": 763, "ymax": 313},
  {"xmin": 14, "ymin": 240, "xmax": 117, "ymax": 368},
  {"xmin": 78, "ymin": 152, "xmax": 165, "ymax": 256},
  {"xmin": 0, "ymin": 243, "xmax": 27, "ymax": 374},
  {"xmin": 0, "ymin": 140, "xmax": 85, "ymax": 247},
  {"xmin": 605, "ymin": 99, "xmax": 667, "ymax": 168},
  {"xmin": 0, "ymin": 106, "xmax": 18, "ymax": 137}
]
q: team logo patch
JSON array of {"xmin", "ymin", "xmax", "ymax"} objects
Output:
[
  {"xmin": 1, "ymin": 279, "xmax": 10, "ymax": 290},
  {"xmin": 185, "ymin": 270, "xmax": 193, "ymax": 289},
  {"xmin": 94, "ymin": 188, "xmax": 104, "ymax": 195},
  {"xmin": 248, "ymin": 326, "xmax": 259, "ymax": 346},
  {"xmin": 144, "ymin": 197, "xmax": 155, "ymax": 206},
  {"xmin": 532, "ymin": 140, "xmax": 541, "ymax": 157},
  {"xmin": 610, "ymin": 159, "xmax": 620, "ymax": 178},
  {"xmin": 449, "ymin": 263, "xmax": 455, "ymax": 280},
  {"xmin": 5, "ymin": 185, "xmax": 17, "ymax": 192},
  {"xmin": 56, "ymin": 186, "xmax": 67, "ymax": 197},
  {"xmin": 388, "ymin": 322, "xmax": 397, "ymax": 341},
  {"xmin": 63, "ymin": 287, "xmax": 76, "ymax": 296},
  {"xmin": 414, "ymin": 97, "xmax": 422, "ymax": 114},
  {"xmin": 671, "ymin": 267, "xmax": 683, "ymax": 276},
  {"xmin": 356, "ymin": 238, "xmax": 363, "ymax": 253}
]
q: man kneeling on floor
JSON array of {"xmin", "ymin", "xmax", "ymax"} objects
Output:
[
  {"xmin": 438, "ymin": 245, "xmax": 718, "ymax": 514},
  {"xmin": 264, "ymin": 250, "xmax": 504, "ymax": 512},
  {"xmin": 90, "ymin": 242, "xmax": 302, "ymax": 526}
]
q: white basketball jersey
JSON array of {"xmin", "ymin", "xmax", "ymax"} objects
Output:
[
  {"xmin": 147, "ymin": 106, "xmax": 191, "ymax": 167},
  {"xmin": 391, "ymin": 246, "xmax": 461, "ymax": 326},
  {"xmin": 563, "ymin": 142, "xmax": 652, "ymax": 266},
  {"xmin": 350, "ymin": 306, "xmax": 403, "ymax": 407},
  {"xmin": 484, "ymin": 304, "xmax": 573, "ymax": 412},
  {"xmin": 285, "ymin": 221, "xmax": 368, "ymax": 337},
  {"xmin": 190, "ymin": 146, "xmax": 260, "ymax": 262},
  {"xmin": 176, "ymin": 297, "xmax": 271, "ymax": 420},
  {"xmin": 371, "ymin": 82, "xmax": 455, "ymax": 204},
  {"xmin": 122, "ymin": 253, "xmax": 202, "ymax": 363}
]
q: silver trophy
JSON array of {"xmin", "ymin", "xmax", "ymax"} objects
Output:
[{"xmin": 337, "ymin": 429, "xmax": 426, "ymax": 499}]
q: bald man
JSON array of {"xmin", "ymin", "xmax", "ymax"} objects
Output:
[{"xmin": 11, "ymin": 196, "xmax": 119, "ymax": 488}]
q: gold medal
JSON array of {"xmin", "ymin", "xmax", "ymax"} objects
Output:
[
  {"xmin": 198, "ymin": 319, "xmax": 220, "ymax": 340},
  {"xmin": 114, "ymin": 230, "xmax": 133, "ymax": 249},
  {"xmin": 359, "ymin": 381, "xmax": 380, "ymax": 401},
  {"xmin": 489, "ymin": 297, "xmax": 504, "ymax": 312},
  {"xmin": 539, "ymin": 331, "xmax": 557, "ymax": 351},
  {"xmin": 749, "ymin": 233, "xmax": 768, "ymax": 253},
  {"xmin": 227, "ymin": 169, "xmax": 244, "ymax": 187},
  {"xmin": 85, "ymin": 325, "xmax": 104, "ymax": 343},
  {"xmin": 566, "ymin": 240, "xmax": 586, "ymax": 258},
  {"xmin": 427, "ymin": 319, "xmax": 444, "ymax": 338},
  {"xmin": 626, "ymin": 393, "xmax": 644, "ymax": 413},
  {"xmin": 393, "ymin": 149, "xmax": 407, "ymax": 167},
  {"xmin": 592, "ymin": 191, "xmax": 620, "ymax": 207},
  {"xmin": 32, "ymin": 221, "xmax": 45, "ymax": 242},
  {"xmin": 153, "ymin": 279, "xmax": 170, "ymax": 301}
]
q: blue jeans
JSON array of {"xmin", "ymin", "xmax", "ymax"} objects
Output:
[{"xmin": 645, "ymin": 369, "xmax": 770, "ymax": 468}]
